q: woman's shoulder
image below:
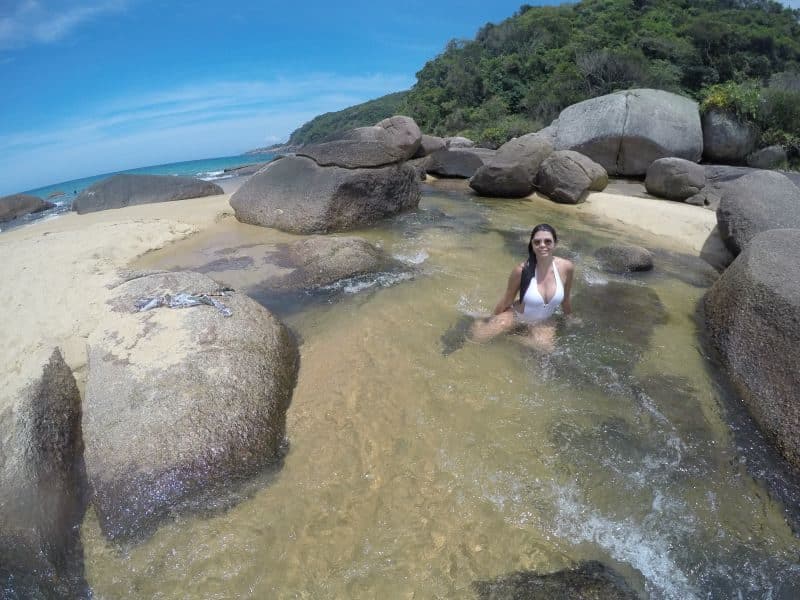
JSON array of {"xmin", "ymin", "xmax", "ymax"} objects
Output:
[{"xmin": 555, "ymin": 256, "xmax": 575, "ymax": 275}]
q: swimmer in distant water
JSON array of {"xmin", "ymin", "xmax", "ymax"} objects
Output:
[{"xmin": 471, "ymin": 223, "xmax": 576, "ymax": 350}]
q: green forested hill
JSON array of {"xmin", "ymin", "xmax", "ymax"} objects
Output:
[
  {"xmin": 401, "ymin": 0, "xmax": 800, "ymax": 146},
  {"xmin": 283, "ymin": 0, "xmax": 800, "ymax": 151},
  {"xmin": 285, "ymin": 92, "xmax": 408, "ymax": 146}
]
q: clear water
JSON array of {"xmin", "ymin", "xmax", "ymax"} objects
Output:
[{"xmin": 82, "ymin": 182, "xmax": 800, "ymax": 598}]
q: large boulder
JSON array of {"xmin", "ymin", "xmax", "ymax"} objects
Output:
[
  {"xmin": 550, "ymin": 89, "xmax": 702, "ymax": 176},
  {"xmin": 716, "ymin": 170, "xmax": 800, "ymax": 255},
  {"xmin": 702, "ymin": 108, "xmax": 758, "ymax": 164},
  {"xmin": 704, "ymin": 229, "xmax": 800, "ymax": 469},
  {"xmin": 426, "ymin": 147, "xmax": 496, "ymax": 178},
  {"xmin": 413, "ymin": 134, "xmax": 446, "ymax": 158},
  {"xmin": 469, "ymin": 133, "xmax": 553, "ymax": 197},
  {"xmin": 376, "ymin": 115, "xmax": 422, "ymax": 158},
  {"xmin": 747, "ymin": 145, "xmax": 788, "ymax": 170},
  {"xmin": 83, "ymin": 271, "xmax": 299, "ymax": 540},
  {"xmin": 297, "ymin": 116, "xmax": 421, "ymax": 168},
  {"xmin": 445, "ymin": 136, "xmax": 475, "ymax": 148},
  {"xmin": 645, "ymin": 157, "xmax": 707, "ymax": 201},
  {"xmin": 535, "ymin": 150, "xmax": 608, "ymax": 204},
  {"xmin": 261, "ymin": 236, "xmax": 401, "ymax": 289},
  {"xmin": 0, "ymin": 193, "xmax": 55, "ymax": 222},
  {"xmin": 230, "ymin": 155, "xmax": 420, "ymax": 233},
  {"xmin": 1, "ymin": 349, "xmax": 85, "ymax": 598},
  {"xmin": 72, "ymin": 174, "xmax": 223, "ymax": 214}
]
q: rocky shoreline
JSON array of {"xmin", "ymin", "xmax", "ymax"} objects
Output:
[{"xmin": 2, "ymin": 89, "xmax": 800, "ymax": 597}]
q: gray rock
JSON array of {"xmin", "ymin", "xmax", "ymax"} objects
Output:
[
  {"xmin": 376, "ymin": 115, "xmax": 422, "ymax": 159},
  {"xmin": 645, "ymin": 157, "xmax": 707, "ymax": 201},
  {"xmin": 595, "ymin": 244, "xmax": 654, "ymax": 273},
  {"xmin": 72, "ymin": 174, "xmax": 223, "ymax": 214},
  {"xmin": 230, "ymin": 155, "xmax": 420, "ymax": 233},
  {"xmin": 407, "ymin": 156, "xmax": 429, "ymax": 180},
  {"xmin": 704, "ymin": 229, "xmax": 800, "ymax": 469},
  {"xmin": 704, "ymin": 164, "xmax": 759, "ymax": 185},
  {"xmin": 702, "ymin": 108, "xmax": 758, "ymax": 164},
  {"xmin": 413, "ymin": 134, "xmax": 446, "ymax": 158},
  {"xmin": 298, "ymin": 115, "xmax": 421, "ymax": 168},
  {"xmin": 0, "ymin": 193, "xmax": 55, "ymax": 222},
  {"xmin": 716, "ymin": 170, "xmax": 800, "ymax": 255},
  {"xmin": 262, "ymin": 236, "xmax": 400, "ymax": 289},
  {"xmin": 747, "ymin": 145, "xmax": 788, "ymax": 169},
  {"xmin": 223, "ymin": 162, "xmax": 270, "ymax": 177},
  {"xmin": 474, "ymin": 561, "xmax": 640, "ymax": 600},
  {"xmin": 445, "ymin": 136, "xmax": 475, "ymax": 148},
  {"xmin": 1, "ymin": 349, "xmax": 85, "ymax": 598},
  {"xmin": 535, "ymin": 150, "xmax": 608, "ymax": 204},
  {"xmin": 551, "ymin": 89, "xmax": 702, "ymax": 176},
  {"xmin": 426, "ymin": 147, "xmax": 496, "ymax": 178},
  {"xmin": 83, "ymin": 271, "xmax": 299, "ymax": 540},
  {"xmin": 469, "ymin": 133, "xmax": 553, "ymax": 198},
  {"xmin": 685, "ymin": 187, "xmax": 722, "ymax": 211}
]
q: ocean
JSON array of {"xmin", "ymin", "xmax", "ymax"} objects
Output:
[{"xmin": 2, "ymin": 152, "xmax": 275, "ymax": 231}]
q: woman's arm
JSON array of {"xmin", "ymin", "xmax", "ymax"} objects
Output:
[
  {"xmin": 493, "ymin": 264, "xmax": 524, "ymax": 315},
  {"xmin": 560, "ymin": 259, "xmax": 575, "ymax": 317}
]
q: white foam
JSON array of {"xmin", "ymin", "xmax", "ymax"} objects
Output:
[
  {"xmin": 552, "ymin": 483, "xmax": 699, "ymax": 599},
  {"xmin": 320, "ymin": 271, "xmax": 413, "ymax": 294},
  {"xmin": 392, "ymin": 249, "xmax": 429, "ymax": 265},
  {"xmin": 456, "ymin": 294, "xmax": 490, "ymax": 318},
  {"xmin": 582, "ymin": 269, "xmax": 609, "ymax": 286}
]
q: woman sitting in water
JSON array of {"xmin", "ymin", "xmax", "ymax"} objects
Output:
[{"xmin": 471, "ymin": 223, "xmax": 575, "ymax": 349}]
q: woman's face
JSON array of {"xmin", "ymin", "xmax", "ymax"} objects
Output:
[{"xmin": 531, "ymin": 231, "xmax": 556, "ymax": 258}]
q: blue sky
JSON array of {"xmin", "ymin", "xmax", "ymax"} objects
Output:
[
  {"xmin": 2, "ymin": 1, "xmax": 799, "ymax": 195},
  {"xmin": 0, "ymin": 0, "xmax": 558, "ymax": 194}
]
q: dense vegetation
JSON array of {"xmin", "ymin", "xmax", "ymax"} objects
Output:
[{"xmin": 284, "ymin": 0, "xmax": 800, "ymax": 158}]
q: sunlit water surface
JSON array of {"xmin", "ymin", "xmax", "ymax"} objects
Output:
[{"xmin": 83, "ymin": 183, "xmax": 800, "ymax": 599}]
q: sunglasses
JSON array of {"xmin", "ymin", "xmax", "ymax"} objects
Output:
[{"xmin": 532, "ymin": 238, "xmax": 554, "ymax": 246}]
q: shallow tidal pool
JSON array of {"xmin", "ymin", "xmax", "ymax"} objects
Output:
[{"xmin": 83, "ymin": 182, "xmax": 800, "ymax": 598}]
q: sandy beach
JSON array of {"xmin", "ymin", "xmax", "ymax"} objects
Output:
[{"xmin": 1, "ymin": 180, "xmax": 724, "ymax": 395}]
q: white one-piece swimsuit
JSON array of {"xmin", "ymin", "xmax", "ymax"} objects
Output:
[{"xmin": 520, "ymin": 261, "xmax": 564, "ymax": 322}]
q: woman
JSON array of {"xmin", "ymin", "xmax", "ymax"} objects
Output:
[{"xmin": 472, "ymin": 223, "xmax": 576, "ymax": 349}]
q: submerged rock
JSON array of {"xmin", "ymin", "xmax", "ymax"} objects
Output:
[
  {"xmin": 262, "ymin": 235, "xmax": 402, "ymax": 290},
  {"xmin": 72, "ymin": 174, "xmax": 223, "ymax": 214},
  {"xmin": 550, "ymin": 89, "xmax": 702, "ymax": 176},
  {"xmin": 473, "ymin": 561, "xmax": 640, "ymax": 600},
  {"xmin": 704, "ymin": 229, "xmax": 800, "ymax": 470},
  {"xmin": 83, "ymin": 271, "xmax": 299, "ymax": 541},
  {"xmin": 230, "ymin": 155, "xmax": 420, "ymax": 234},
  {"xmin": 0, "ymin": 193, "xmax": 55, "ymax": 222},
  {"xmin": 595, "ymin": 244, "xmax": 654, "ymax": 273},
  {"xmin": 1, "ymin": 349, "xmax": 86, "ymax": 598}
]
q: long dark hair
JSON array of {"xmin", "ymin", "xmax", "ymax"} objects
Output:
[
  {"xmin": 527, "ymin": 223, "xmax": 558, "ymax": 268},
  {"xmin": 520, "ymin": 223, "xmax": 558, "ymax": 302}
]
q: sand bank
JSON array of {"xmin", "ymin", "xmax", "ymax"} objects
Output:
[
  {"xmin": 1, "ymin": 179, "xmax": 725, "ymax": 394},
  {"xmin": 1, "ymin": 193, "xmax": 234, "ymax": 396}
]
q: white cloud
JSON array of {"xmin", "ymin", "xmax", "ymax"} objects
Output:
[
  {"xmin": 0, "ymin": 0, "xmax": 127, "ymax": 50},
  {"xmin": 0, "ymin": 72, "xmax": 415, "ymax": 193}
]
